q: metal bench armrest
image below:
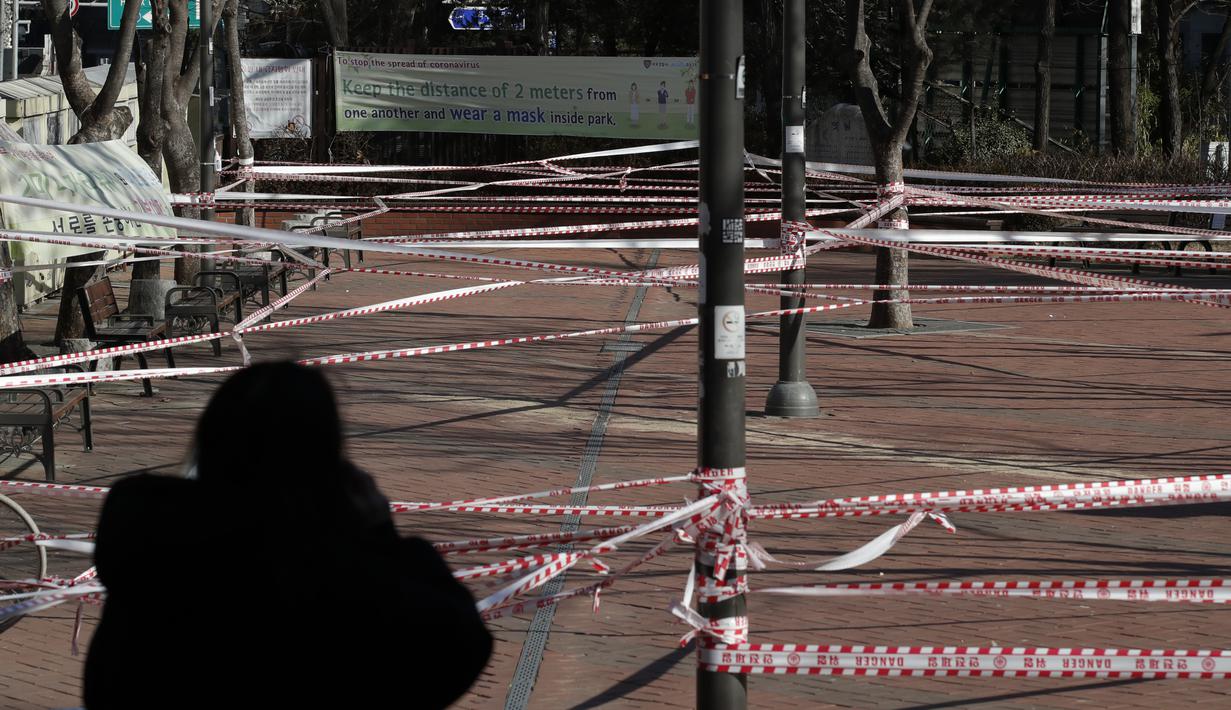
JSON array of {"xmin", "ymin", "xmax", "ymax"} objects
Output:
[
  {"xmin": 1, "ymin": 388, "xmax": 54, "ymax": 413},
  {"xmin": 166, "ymin": 286, "xmax": 220, "ymax": 308}
]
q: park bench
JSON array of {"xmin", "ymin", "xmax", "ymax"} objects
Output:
[
  {"xmin": 283, "ymin": 210, "xmax": 365, "ymax": 279},
  {"xmin": 164, "ymin": 270, "xmax": 245, "ymax": 356},
  {"xmin": 77, "ymin": 277, "xmax": 175, "ymax": 397},
  {"xmin": 310, "ymin": 211, "xmax": 364, "ymax": 268},
  {"xmin": 0, "ymin": 365, "xmax": 93, "ymax": 482},
  {"xmin": 228, "ymin": 250, "xmax": 290, "ymax": 307},
  {"xmin": 1046, "ymin": 211, "xmax": 1217, "ymax": 276},
  {"xmin": 283, "ymin": 217, "xmax": 330, "ymax": 286}
]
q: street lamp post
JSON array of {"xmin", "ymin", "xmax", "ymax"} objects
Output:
[
  {"xmin": 764, "ymin": 0, "xmax": 819, "ymax": 418},
  {"xmin": 696, "ymin": 2, "xmax": 747, "ymax": 709},
  {"xmin": 199, "ymin": 0, "xmax": 216, "ymax": 223}
]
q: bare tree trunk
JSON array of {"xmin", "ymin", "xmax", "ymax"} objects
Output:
[
  {"xmin": 600, "ymin": 3, "xmax": 619, "ymax": 55},
  {"xmin": 869, "ymin": 151, "xmax": 912, "ymax": 330},
  {"xmin": 136, "ymin": 32, "xmax": 167, "ymax": 178},
  {"xmin": 42, "ymin": 0, "xmax": 142, "ymax": 142},
  {"xmin": 1109, "ymin": 0, "xmax": 1136, "ymax": 154},
  {"xmin": 38, "ymin": 0, "xmax": 143, "ymax": 343},
  {"xmin": 529, "ymin": 0, "xmax": 550, "ymax": 55},
  {"xmin": 318, "ymin": 0, "xmax": 348, "ymax": 48},
  {"xmin": 1201, "ymin": 9, "xmax": 1231, "ymax": 100},
  {"xmin": 1158, "ymin": 1, "xmax": 1184, "ymax": 161},
  {"xmin": 0, "ymin": 244, "xmax": 30, "ymax": 362},
  {"xmin": 1033, "ymin": 0, "xmax": 1056, "ymax": 152},
  {"xmin": 159, "ymin": 1, "xmax": 224, "ymax": 285},
  {"xmin": 844, "ymin": 0, "xmax": 933, "ymax": 329},
  {"xmin": 53, "ymin": 253, "xmax": 100, "ymax": 344},
  {"xmin": 224, "ymin": 0, "xmax": 255, "ymax": 226},
  {"xmin": 129, "ymin": 23, "xmax": 171, "ymax": 283}
]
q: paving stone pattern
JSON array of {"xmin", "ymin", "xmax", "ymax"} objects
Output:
[{"xmin": 0, "ymin": 249, "xmax": 1228, "ymax": 709}]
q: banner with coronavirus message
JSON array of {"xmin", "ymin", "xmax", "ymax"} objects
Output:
[{"xmin": 334, "ymin": 51, "xmax": 699, "ymax": 139}]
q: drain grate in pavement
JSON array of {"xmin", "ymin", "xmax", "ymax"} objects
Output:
[{"xmin": 754, "ymin": 317, "xmax": 1010, "ymax": 339}]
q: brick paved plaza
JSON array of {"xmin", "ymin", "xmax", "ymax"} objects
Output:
[{"xmin": 2, "ymin": 246, "xmax": 1229, "ymax": 708}]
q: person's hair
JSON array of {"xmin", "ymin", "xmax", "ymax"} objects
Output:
[{"xmin": 194, "ymin": 362, "xmax": 344, "ymax": 494}]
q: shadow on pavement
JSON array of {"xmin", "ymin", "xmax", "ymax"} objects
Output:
[
  {"xmin": 899, "ymin": 677, "xmax": 1151, "ymax": 709},
  {"xmin": 567, "ymin": 643, "xmax": 693, "ymax": 710}
]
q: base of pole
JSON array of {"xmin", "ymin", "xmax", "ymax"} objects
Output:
[{"xmin": 763, "ymin": 380, "xmax": 819, "ymax": 418}]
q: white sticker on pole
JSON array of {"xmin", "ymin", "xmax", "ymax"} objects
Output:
[
  {"xmin": 714, "ymin": 305, "xmax": 745, "ymax": 360},
  {"xmin": 786, "ymin": 125, "xmax": 805, "ymax": 154}
]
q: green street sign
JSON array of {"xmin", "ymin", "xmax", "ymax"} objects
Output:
[{"xmin": 108, "ymin": 0, "xmax": 200, "ymax": 31}]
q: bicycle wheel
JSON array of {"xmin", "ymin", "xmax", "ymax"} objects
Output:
[{"xmin": 0, "ymin": 493, "xmax": 49, "ymax": 634}]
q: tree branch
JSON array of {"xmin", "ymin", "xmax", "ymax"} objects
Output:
[
  {"xmin": 916, "ymin": 0, "xmax": 934, "ymax": 31},
  {"xmin": 162, "ymin": 0, "xmax": 189, "ymax": 111},
  {"xmin": 175, "ymin": 0, "xmax": 225, "ymax": 107},
  {"xmin": 1201, "ymin": 7, "xmax": 1231, "ymax": 96},
  {"xmin": 1173, "ymin": 1, "xmax": 1200, "ymax": 32},
  {"xmin": 91, "ymin": 0, "xmax": 144, "ymax": 119},
  {"xmin": 223, "ymin": 0, "xmax": 252, "ymax": 163},
  {"xmin": 843, "ymin": 0, "xmax": 892, "ymax": 143},
  {"xmin": 890, "ymin": 0, "xmax": 933, "ymax": 142},
  {"xmin": 41, "ymin": 0, "xmax": 94, "ymax": 117},
  {"xmin": 318, "ymin": 0, "xmax": 349, "ymax": 47}
]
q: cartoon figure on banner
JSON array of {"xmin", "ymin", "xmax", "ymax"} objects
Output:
[
  {"xmin": 281, "ymin": 115, "xmax": 309, "ymax": 139},
  {"xmin": 629, "ymin": 83, "xmax": 640, "ymax": 127},
  {"xmin": 657, "ymin": 81, "xmax": 670, "ymax": 129},
  {"xmin": 685, "ymin": 79, "xmax": 697, "ymax": 126}
]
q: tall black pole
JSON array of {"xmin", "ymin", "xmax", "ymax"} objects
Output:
[
  {"xmin": 764, "ymin": 0, "xmax": 818, "ymax": 417},
  {"xmin": 696, "ymin": 2, "xmax": 747, "ymax": 709},
  {"xmin": 199, "ymin": 0, "xmax": 217, "ymax": 223}
]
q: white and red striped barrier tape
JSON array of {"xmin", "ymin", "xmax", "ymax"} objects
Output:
[
  {"xmin": 699, "ymin": 643, "xmax": 1231, "ymax": 678},
  {"xmin": 756, "ymin": 578, "xmax": 1231, "ymax": 603}
]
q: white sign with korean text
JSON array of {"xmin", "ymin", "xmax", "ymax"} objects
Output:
[{"xmin": 241, "ymin": 59, "xmax": 314, "ymax": 138}]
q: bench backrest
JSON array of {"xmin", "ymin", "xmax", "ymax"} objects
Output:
[
  {"xmin": 315, "ymin": 212, "xmax": 361, "ymax": 239},
  {"xmin": 78, "ymin": 278, "xmax": 119, "ymax": 334}
]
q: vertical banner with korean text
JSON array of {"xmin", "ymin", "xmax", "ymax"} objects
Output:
[{"xmin": 334, "ymin": 51, "xmax": 699, "ymax": 139}]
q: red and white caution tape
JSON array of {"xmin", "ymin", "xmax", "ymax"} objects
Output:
[
  {"xmin": 475, "ymin": 493, "xmax": 726, "ymax": 612},
  {"xmin": 481, "ymin": 494, "xmax": 737, "ymax": 621},
  {"xmin": 699, "ymin": 643, "xmax": 1231, "ymax": 678},
  {"xmin": 742, "ymin": 512, "xmax": 953, "ymax": 575},
  {"xmin": 0, "ymin": 585, "xmax": 107, "ymax": 624},
  {"xmin": 757, "ymin": 578, "xmax": 1231, "ymax": 603},
  {"xmin": 394, "ymin": 502, "xmax": 680, "ymax": 517},
  {"xmin": 433, "ymin": 525, "xmax": 638, "ymax": 556},
  {"xmin": 0, "ymin": 480, "xmax": 110, "ymax": 498},
  {"xmin": 0, "ymin": 532, "xmax": 95, "ymax": 553},
  {"xmin": 750, "ymin": 474, "xmax": 1231, "ymax": 519},
  {"xmin": 394, "ymin": 474, "xmax": 691, "ymax": 513},
  {"xmin": 906, "ymin": 185, "xmax": 1230, "ymax": 241}
]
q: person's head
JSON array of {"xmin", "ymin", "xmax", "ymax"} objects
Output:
[
  {"xmin": 194, "ymin": 362, "xmax": 344, "ymax": 494},
  {"xmin": 660, "ymin": 81, "xmax": 666, "ymax": 88},
  {"xmin": 688, "ymin": 79, "xmax": 695, "ymax": 88},
  {"xmin": 631, "ymin": 82, "xmax": 637, "ymax": 91}
]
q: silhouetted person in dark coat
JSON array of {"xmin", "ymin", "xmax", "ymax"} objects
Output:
[{"xmin": 84, "ymin": 362, "xmax": 492, "ymax": 709}]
